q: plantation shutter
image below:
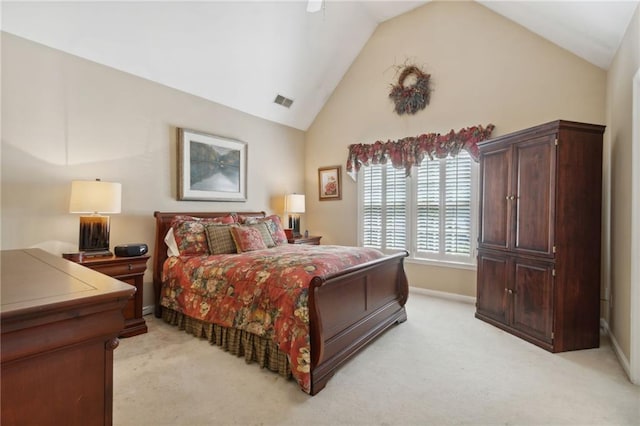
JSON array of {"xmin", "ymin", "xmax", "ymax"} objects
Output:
[
  {"xmin": 362, "ymin": 163, "xmax": 407, "ymax": 250},
  {"xmin": 444, "ymin": 151, "xmax": 472, "ymax": 254},
  {"xmin": 384, "ymin": 164, "xmax": 407, "ymax": 249},
  {"xmin": 416, "ymin": 159, "xmax": 440, "ymax": 252},
  {"xmin": 362, "ymin": 165, "xmax": 382, "ymax": 248}
]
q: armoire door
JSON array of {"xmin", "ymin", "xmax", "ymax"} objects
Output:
[
  {"xmin": 478, "ymin": 147, "xmax": 512, "ymax": 251},
  {"xmin": 512, "ymin": 135, "xmax": 556, "ymax": 257},
  {"xmin": 476, "ymin": 251, "xmax": 509, "ymax": 324},
  {"xmin": 511, "ymin": 258, "xmax": 554, "ymax": 345}
]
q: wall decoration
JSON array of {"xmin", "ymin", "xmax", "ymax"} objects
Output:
[
  {"xmin": 389, "ymin": 64, "xmax": 432, "ymax": 115},
  {"xmin": 177, "ymin": 128, "xmax": 247, "ymax": 201},
  {"xmin": 346, "ymin": 124, "xmax": 495, "ymax": 179},
  {"xmin": 318, "ymin": 166, "xmax": 342, "ymax": 201}
]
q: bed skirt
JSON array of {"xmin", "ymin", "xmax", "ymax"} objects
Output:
[{"xmin": 161, "ymin": 308, "xmax": 292, "ymax": 379}]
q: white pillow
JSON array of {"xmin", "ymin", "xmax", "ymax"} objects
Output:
[{"xmin": 164, "ymin": 228, "xmax": 180, "ymax": 257}]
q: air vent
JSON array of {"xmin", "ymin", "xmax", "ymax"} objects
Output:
[{"xmin": 274, "ymin": 94, "xmax": 294, "ymax": 108}]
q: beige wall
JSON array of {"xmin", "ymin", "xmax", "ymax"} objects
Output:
[
  {"xmin": 605, "ymin": 4, "xmax": 640, "ymax": 361},
  {"xmin": 1, "ymin": 33, "xmax": 306, "ymax": 307},
  {"xmin": 304, "ymin": 1, "xmax": 606, "ymax": 297}
]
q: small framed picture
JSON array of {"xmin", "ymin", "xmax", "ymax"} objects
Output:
[
  {"xmin": 318, "ymin": 166, "xmax": 342, "ymax": 201},
  {"xmin": 177, "ymin": 128, "xmax": 247, "ymax": 201}
]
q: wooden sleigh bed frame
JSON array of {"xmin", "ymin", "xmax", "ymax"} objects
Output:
[{"xmin": 152, "ymin": 211, "xmax": 409, "ymax": 395}]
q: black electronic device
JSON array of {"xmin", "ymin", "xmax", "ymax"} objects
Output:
[{"xmin": 114, "ymin": 243, "xmax": 148, "ymax": 257}]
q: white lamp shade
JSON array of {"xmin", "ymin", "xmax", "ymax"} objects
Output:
[
  {"xmin": 307, "ymin": 0, "xmax": 323, "ymax": 13},
  {"xmin": 69, "ymin": 180, "xmax": 122, "ymax": 214},
  {"xmin": 284, "ymin": 194, "xmax": 305, "ymax": 213}
]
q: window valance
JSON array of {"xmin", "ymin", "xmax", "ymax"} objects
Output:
[{"xmin": 346, "ymin": 124, "xmax": 495, "ymax": 178}]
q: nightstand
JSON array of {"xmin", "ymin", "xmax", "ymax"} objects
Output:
[
  {"xmin": 72, "ymin": 254, "xmax": 149, "ymax": 337},
  {"xmin": 288, "ymin": 235, "xmax": 322, "ymax": 245}
]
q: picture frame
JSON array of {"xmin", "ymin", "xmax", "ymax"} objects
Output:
[
  {"xmin": 318, "ymin": 166, "xmax": 342, "ymax": 201},
  {"xmin": 177, "ymin": 128, "xmax": 247, "ymax": 201}
]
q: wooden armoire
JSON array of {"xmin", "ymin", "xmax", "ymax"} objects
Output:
[{"xmin": 475, "ymin": 120, "xmax": 605, "ymax": 352}]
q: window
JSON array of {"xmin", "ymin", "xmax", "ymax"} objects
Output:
[{"xmin": 359, "ymin": 151, "xmax": 477, "ymax": 266}]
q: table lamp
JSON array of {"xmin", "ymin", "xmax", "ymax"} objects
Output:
[
  {"xmin": 69, "ymin": 179, "xmax": 121, "ymax": 257},
  {"xmin": 284, "ymin": 193, "xmax": 305, "ymax": 237}
]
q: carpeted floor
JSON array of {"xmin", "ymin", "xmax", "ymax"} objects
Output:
[{"xmin": 113, "ymin": 291, "xmax": 640, "ymax": 425}]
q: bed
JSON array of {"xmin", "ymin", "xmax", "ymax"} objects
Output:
[{"xmin": 152, "ymin": 211, "xmax": 409, "ymax": 395}]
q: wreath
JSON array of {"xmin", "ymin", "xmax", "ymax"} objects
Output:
[{"xmin": 389, "ymin": 65, "xmax": 431, "ymax": 115}]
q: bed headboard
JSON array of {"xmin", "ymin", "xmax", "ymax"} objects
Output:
[{"xmin": 152, "ymin": 211, "xmax": 266, "ymax": 317}]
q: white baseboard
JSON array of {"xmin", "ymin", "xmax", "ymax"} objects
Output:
[
  {"xmin": 409, "ymin": 286, "xmax": 476, "ymax": 305},
  {"xmin": 601, "ymin": 318, "xmax": 632, "ymax": 379},
  {"xmin": 142, "ymin": 305, "xmax": 154, "ymax": 316}
]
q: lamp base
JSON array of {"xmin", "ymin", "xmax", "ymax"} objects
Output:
[
  {"xmin": 290, "ymin": 215, "xmax": 301, "ymax": 237},
  {"xmin": 79, "ymin": 215, "xmax": 111, "ymax": 253}
]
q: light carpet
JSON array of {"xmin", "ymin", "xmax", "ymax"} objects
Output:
[{"xmin": 113, "ymin": 291, "xmax": 639, "ymax": 425}]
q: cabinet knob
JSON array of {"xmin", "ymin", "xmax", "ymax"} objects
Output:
[
  {"xmin": 128, "ymin": 264, "xmax": 133, "ymax": 271},
  {"xmin": 508, "ymin": 289, "xmax": 513, "ymax": 294}
]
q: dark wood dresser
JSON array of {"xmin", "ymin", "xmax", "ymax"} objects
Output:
[
  {"xmin": 1, "ymin": 248, "xmax": 135, "ymax": 426},
  {"xmin": 475, "ymin": 120, "xmax": 604, "ymax": 352}
]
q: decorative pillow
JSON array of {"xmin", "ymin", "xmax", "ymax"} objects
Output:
[
  {"xmin": 230, "ymin": 226, "xmax": 267, "ymax": 253},
  {"xmin": 263, "ymin": 215, "xmax": 289, "ymax": 245},
  {"xmin": 236, "ymin": 214, "xmax": 287, "ymax": 245},
  {"xmin": 204, "ymin": 224, "xmax": 238, "ymax": 255},
  {"xmin": 170, "ymin": 215, "xmax": 235, "ymax": 255},
  {"xmin": 248, "ymin": 222, "xmax": 276, "ymax": 248}
]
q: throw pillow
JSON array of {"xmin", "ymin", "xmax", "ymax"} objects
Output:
[
  {"xmin": 230, "ymin": 226, "xmax": 267, "ymax": 253},
  {"xmin": 248, "ymin": 222, "xmax": 276, "ymax": 248},
  {"xmin": 263, "ymin": 215, "xmax": 289, "ymax": 245},
  {"xmin": 204, "ymin": 224, "xmax": 238, "ymax": 255}
]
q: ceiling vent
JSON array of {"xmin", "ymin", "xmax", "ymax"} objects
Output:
[{"xmin": 274, "ymin": 94, "xmax": 294, "ymax": 108}]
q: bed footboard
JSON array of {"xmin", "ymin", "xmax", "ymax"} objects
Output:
[{"xmin": 308, "ymin": 251, "xmax": 409, "ymax": 395}]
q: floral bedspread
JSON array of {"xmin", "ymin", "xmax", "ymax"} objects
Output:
[{"xmin": 160, "ymin": 244, "xmax": 384, "ymax": 393}]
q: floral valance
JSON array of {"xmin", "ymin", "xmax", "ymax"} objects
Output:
[{"xmin": 346, "ymin": 124, "xmax": 495, "ymax": 178}]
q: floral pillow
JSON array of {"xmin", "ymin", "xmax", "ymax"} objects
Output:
[
  {"xmin": 170, "ymin": 215, "xmax": 235, "ymax": 255},
  {"xmin": 239, "ymin": 214, "xmax": 288, "ymax": 246},
  {"xmin": 263, "ymin": 215, "xmax": 289, "ymax": 245},
  {"xmin": 248, "ymin": 222, "xmax": 276, "ymax": 248},
  {"xmin": 230, "ymin": 226, "xmax": 267, "ymax": 253},
  {"xmin": 204, "ymin": 224, "xmax": 238, "ymax": 254}
]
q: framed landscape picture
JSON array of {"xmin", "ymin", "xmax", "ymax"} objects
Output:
[
  {"xmin": 177, "ymin": 128, "xmax": 247, "ymax": 201},
  {"xmin": 318, "ymin": 166, "xmax": 342, "ymax": 201}
]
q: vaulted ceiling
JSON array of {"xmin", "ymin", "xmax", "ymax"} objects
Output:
[{"xmin": 2, "ymin": 1, "xmax": 638, "ymax": 131}]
